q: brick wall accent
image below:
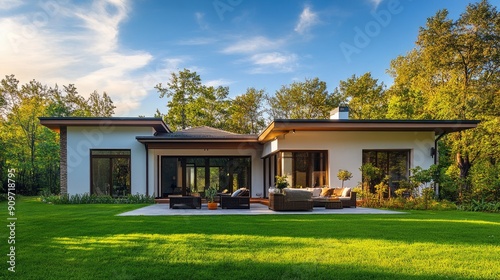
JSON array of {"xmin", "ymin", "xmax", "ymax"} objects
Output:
[{"xmin": 60, "ymin": 126, "xmax": 67, "ymax": 195}]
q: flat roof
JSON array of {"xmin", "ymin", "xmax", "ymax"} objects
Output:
[
  {"xmin": 258, "ymin": 119, "xmax": 480, "ymax": 142},
  {"xmin": 39, "ymin": 117, "xmax": 171, "ymax": 133}
]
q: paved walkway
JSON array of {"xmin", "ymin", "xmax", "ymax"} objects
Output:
[{"xmin": 118, "ymin": 203, "xmax": 405, "ymax": 216}]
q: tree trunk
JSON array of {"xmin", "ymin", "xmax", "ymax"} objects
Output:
[{"xmin": 456, "ymin": 152, "xmax": 471, "ymax": 202}]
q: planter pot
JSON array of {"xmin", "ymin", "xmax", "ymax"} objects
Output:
[{"xmin": 207, "ymin": 202, "xmax": 218, "ymax": 210}]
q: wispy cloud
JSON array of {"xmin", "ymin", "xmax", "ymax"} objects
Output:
[
  {"xmin": 222, "ymin": 36, "xmax": 283, "ymax": 54},
  {"xmin": 195, "ymin": 12, "xmax": 209, "ymax": 30},
  {"xmin": 248, "ymin": 52, "xmax": 297, "ymax": 74},
  {"xmin": 294, "ymin": 6, "xmax": 319, "ymax": 35},
  {"xmin": 0, "ymin": 0, "xmax": 24, "ymax": 10},
  {"xmin": 368, "ymin": 0, "xmax": 383, "ymax": 10},
  {"xmin": 178, "ymin": 37, "xmax": 218, "ymax": 46},
  {"xmin": 0, "ymin": 0, "xmax": 158, "ymax": 115},
  {"xmin": 205, "ymin": 78, "xmax": 235, "ymax": 88}
]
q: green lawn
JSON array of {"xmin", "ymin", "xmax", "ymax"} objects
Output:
[{"xmin": 1, "ymin": 197, "xmax": 499, "ymax": 280}]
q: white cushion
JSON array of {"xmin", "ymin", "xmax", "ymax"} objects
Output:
[{"xmin": 342, "ymin": 188, "xmax": 351, "ymax": 197}]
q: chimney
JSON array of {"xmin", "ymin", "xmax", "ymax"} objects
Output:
[{"xmin": 330, "ymin": 106, "xmax": 349, "ymax": 120}]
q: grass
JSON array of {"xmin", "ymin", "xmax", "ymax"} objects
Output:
[{"xmin": 1, "ymin": 197, "xmax": 499, "ymax": 280}]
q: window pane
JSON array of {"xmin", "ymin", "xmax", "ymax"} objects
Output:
[
  {"xmin": 92, "ymin": 158, "xmax": 110, "ymax": 195},
  {"xmin": 112, "ymin": 157, "xmax": 130, "ymax": 197},
  {"xmin": 91, "ymin": 150, "xmax": 131, "ymax": 197}
]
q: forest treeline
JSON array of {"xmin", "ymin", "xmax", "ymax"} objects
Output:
[{"xmin": 1, "ymin": 1, "xmax": 499, "ymax": 205}]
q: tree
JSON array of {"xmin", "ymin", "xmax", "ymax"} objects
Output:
[
  {"xmin": 267, "ymin": 77, "xmax": 341, "ymax": 120},
  {"xmin": 337, "ymin": 169, "xmax": 353, "ymax": 188},
  {"xmin": 0, "ymin": 74, "xmax": 116, "ymax": 194},
  {"xmin": 228, "ymin": 88, "xmax": 267, "ymax": 134},
  {"xmin": 155, "ymin": 69, "xmax": 203, "ymax": 130},
  {"xmin": 337, "ymin": 73, "xmax": 387, "ymax": 119},
  {"xmin": 389, "ymin": 0, "xmax": 500, "ymax": 202}
]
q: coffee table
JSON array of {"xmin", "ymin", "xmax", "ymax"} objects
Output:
[
  {"xmin": 324, "ymin": 199, "xmax": 342, "ymax": 209},
  {"xmin": 169, "ymin": 196, "xmax": 202, "ymax": 209}
]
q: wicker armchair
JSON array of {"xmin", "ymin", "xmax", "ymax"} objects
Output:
[
  {"xmin": 220, "ymin": 188, "xmax": 250, "ymax": 209},
  {"xmin": 269, "ymin": 192, "xmax": 313, "ymax": 211},
  {"xmin": 220, "ymin": 196, "xmax": 250, "ymax": 209}
]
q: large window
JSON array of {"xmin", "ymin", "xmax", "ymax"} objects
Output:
[
  {"xmin": 91, "ymin": 150, "xmax": 131, "ymax": 197},
  {"xmin": 362, "ymin": 150, "xmax": 410, "ymax": 193},
  {"xmin": 161, "ymin": 156, "xmax": 251, "ymax": 196},
  {"xmin": 277, "ymin": 151, "xmax": 328, "ymax": 188}
]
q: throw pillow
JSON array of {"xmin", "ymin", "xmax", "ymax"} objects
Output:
[
  {"xmin": 320, "ymin": 187, "xmax": 331, "ymax": 197},
  {"xmin": 231, "ymin": 189, "xmax": 242, "ymax": 197},
  {"xmin": 333, "ymin": 188, "xmax": 343, "ymax": 196},
  {"xmin": 342, "ymin": 188, "xmax": 351, "ymax": 197},
  {"xmin": 311, "ymin": 188, "xmax": 322, "ymax": 197}
]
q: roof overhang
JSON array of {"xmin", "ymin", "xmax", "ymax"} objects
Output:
[
  {"xmin": 258, "ymin": 119, "xmax": 480, "ymax": 143},
  {"xmin": 136, "ymin": 136, "xmax": 261, "ymax": 149},
  {"xmin": 39, "ymin": 117, "xmax": 171, "ymax": 133}
]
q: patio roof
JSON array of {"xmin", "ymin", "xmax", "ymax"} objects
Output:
[
  {"xmin": 258, "ymin": 119, "xmax": 480, "ymax": 143},
  {"xmin": 39, "ymin": 117, "xmax": 171, "ymax": 133}
]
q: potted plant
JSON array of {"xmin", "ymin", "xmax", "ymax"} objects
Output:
[
  {"xmin": 205, "ymin": 186, "xmax": 218, "ymax": 210},
  {"xmin": 337, "ymin": 169, "xmax": 353, "ymax": 188},
  {"xmin": 275, "ymin": 175, "xmax": 289, "ymax": 191}
]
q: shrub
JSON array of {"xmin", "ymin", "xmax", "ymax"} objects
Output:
[{"xmin": 39, "ymin": 193, "xmax": 155, "ymax": 204}]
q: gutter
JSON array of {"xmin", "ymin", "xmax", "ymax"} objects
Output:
[{"xmin": 433, "ymin": 131, "xmax": 447, "ymax": 165}]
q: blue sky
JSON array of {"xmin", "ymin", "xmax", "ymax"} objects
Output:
[{"xmin": 1, "ymin": 0, "xmax": 497, "ymax": 116}]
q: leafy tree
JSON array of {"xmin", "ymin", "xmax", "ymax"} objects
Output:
[
  {"xmin": 389, "ymin": 0, "xmax": 500, "ymax": 202},
  {"xmin": 337, "ymin": 72, "xmax": 387, "ymax": 119},
  {"xmin": 228, "ymin": 87, "xmax": 267, "ymax": 134},
  {"xmin": 337, "ymin": 169, "xmax": 353, "ymax": 188},
  {"xmin": 0, "ymin": 74, "xmax": 116, "ymax": 194},
  {"xmin": 267, "ymin": 77, "xmax": 341, "ymax": 120},
  {"xmin": 155, "ymin": 69, "xmax": 202, "ymax": 130}
]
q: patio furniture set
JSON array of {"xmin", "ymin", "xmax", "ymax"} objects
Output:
[
  {"xmin": 268, "ymin": 187, "xmax": 356, "ymax": 211},
  {"xmin": 169, "ymin": 186, "xmax": 356, "ymax": 211},
  {"xmin": 169, "ymin": 188, "xmax": 250, "ymax": 209}
]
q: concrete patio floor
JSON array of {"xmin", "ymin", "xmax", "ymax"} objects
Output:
[{"xmin": 118, "ymin": 203, "xmax": 405, "ymax": 216}]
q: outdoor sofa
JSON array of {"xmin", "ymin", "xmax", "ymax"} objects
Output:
[
  {"xmin": 269, "ymin": 188, "xmax": 313, "ymax": 211},
  {"xmin": 307, "ymin": 187, "xmax": 357, "ymax": 208}
]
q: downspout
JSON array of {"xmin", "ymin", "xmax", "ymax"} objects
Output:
[
  {"xmin": 433, "ymin": 132, "xmax": 447, "ymax": 165},
  {"xmin": 145, "ymin": 144, "xmax": 149, "ymax": 197}
]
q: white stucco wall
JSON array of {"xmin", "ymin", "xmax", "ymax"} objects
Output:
[
  {"xmin": 262, "ymin": 131, "xmax": 435, "ymax": 189},
  {"xmin": 150, "ymin": 148, "xmax": 263, "ymax": 197},
  {"xmin": 66, "ymin": 126, "xmax": 153, "ymax": 195}
]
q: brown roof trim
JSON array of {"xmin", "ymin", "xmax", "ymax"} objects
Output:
[
  {"xmin": 39, "ymin": 117, "xmax": 171, "ymax": 133},
  {"xmin": 258, "ymin": 119, "xmax": 480, "ymax": 142}
]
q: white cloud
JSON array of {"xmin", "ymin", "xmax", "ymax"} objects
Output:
[
  {"xmin": 222, "ymin": 36, "xmax": 283, "ymax": 54},
  {"xmin": 294, "ymin": 6, "xmax": 319, "ymax": 35},
  {"xmin": 195, "ymin": 12, "xmax": 209, "ymax": 30},
  {"xmin": 205, "ymin": 79, "xmax": 235, "ymax": 88},
  {"xmin": 248, "ymin": 52, "xmax": 297, "ymax": 74},
  {"xmin": 368, "ymin": 0, "xmax": 383, "ymax": 10},
  {"xmin": 0, "ymin": 0, "xmax": 24, "ymax": 10},
  {"xmin": 0, "ymin": 0, "xmax": 158, "ymax": 115}
]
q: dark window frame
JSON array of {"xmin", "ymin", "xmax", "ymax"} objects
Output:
[{"xmin": 90, "ymin": 149, "xmax": 131, "ymax": 197}]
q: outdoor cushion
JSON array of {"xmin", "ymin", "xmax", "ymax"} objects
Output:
[
  {"xmin": 342, "ymin": 188, "xmax": 351, "ymax": 197},
  {"xmin": 283, "ymin": 188, "xmax": 312, "ymax": 202},
  {"xmin": 238, "ymin": 189, "xmax": 249, "ymax": 196},
  {"xmin": 333, "ymin": 188, "xmax": 344, "ymax": 196},
  {"xmin": 231, "ymin": 189, "xmax": 242, "ymax": 197},
  {"xmin": 309, "ymin": 188, "xmax": 322, "ymax": 197},
  {"xmin": 320, "ymin": 187, "xmax": 334, "ymax": 197}
]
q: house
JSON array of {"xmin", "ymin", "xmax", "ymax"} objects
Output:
[{"xmin": 39, "ymin": 107, "xmax": 479, "ymax": 198}]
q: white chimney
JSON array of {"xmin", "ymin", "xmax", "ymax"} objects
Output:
[{"xmin": 330, "ymin": 106, "xmax": 349, "ymax": 120}]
